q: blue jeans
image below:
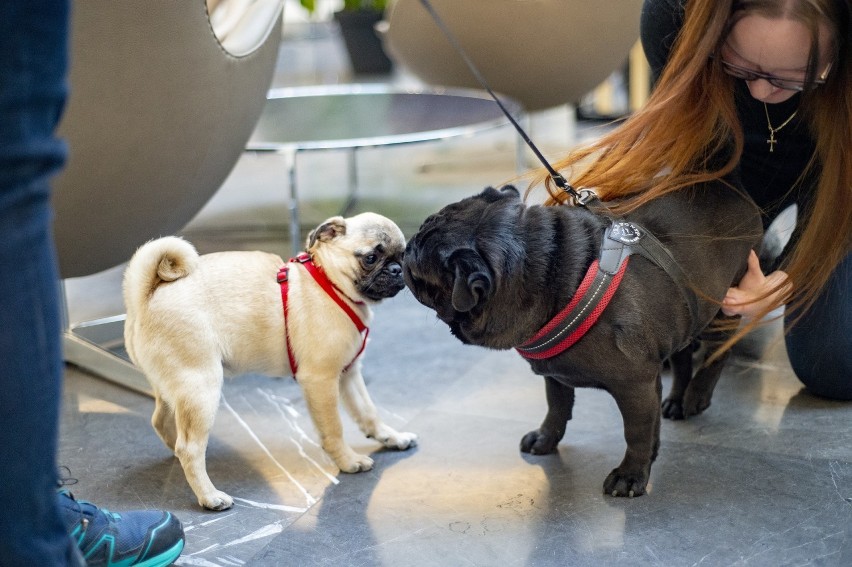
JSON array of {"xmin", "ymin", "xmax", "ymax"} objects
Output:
[
  {"xmin": 786, "ymin": 251, "xmax": 852, "ymax": 401},
  {"xmin": 0, "ymin": 1, "xmax": 78, "ymax": 565}
]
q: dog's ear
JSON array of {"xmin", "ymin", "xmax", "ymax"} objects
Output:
[
  {"xmin": 449, "ymin": 249, "xmax": 492, "ymax": 312},
  {"xmin": 307, "ymin": 217, "xmax": 346, "ymax": 248},
  {"xmin": 499, "ymin": 185, "xmax": 520, "ymax": 198},
  {"xmin": 480, "ymin": 185, "xmax": 520, "ymax": 203}
]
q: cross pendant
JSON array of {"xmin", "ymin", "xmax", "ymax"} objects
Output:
[{"xmin": 767, "ymin": 132, "xmax": 777, "ymax": 153}]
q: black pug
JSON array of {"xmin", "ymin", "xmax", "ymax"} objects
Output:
[{"xmin": 403, "ymin": 184, "xmax": 762, "ymax": 496}]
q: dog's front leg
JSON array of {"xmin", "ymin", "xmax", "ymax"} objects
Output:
[
  {"xmin": 520, "ymin": 376, "xmax": 574, "ymax": 455},
  {"xmin": 603, "ymin": 372, "xmax": 662, "ymax": 497},
  {"xmin": 339, "ymin": 360, "xmax": 418, "ymax": 451},
  {"xmin": 298, "ymin": 369, "xmax": 374, "ymax": 473}
]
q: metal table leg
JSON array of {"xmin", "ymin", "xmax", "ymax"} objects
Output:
[
  {"xmin": 341, "ymin": 147, "xmax": 359, "ymax": 217},
  {"xmin": 287, "ymin": 149, "xmax": 301, "ymax": 255}
]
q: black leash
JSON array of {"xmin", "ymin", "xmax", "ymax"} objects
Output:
[{"xmin": 417, "ymin": 0, "xmax": 587, "ymax": 205}]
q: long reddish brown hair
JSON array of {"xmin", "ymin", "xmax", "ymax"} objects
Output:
[{"xmin": 530, "ymin": 0, "xmax": 851, "ymax": 348}]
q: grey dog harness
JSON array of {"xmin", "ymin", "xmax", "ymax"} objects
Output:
[{"xmin": 516, "ymin": 197, "xmax": 702, "ymax": 361}]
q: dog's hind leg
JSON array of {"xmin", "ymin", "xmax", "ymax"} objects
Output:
[
  {"xmin": 662, "ymin": 344, "xmax": 694, "ymax": 420},
  {"xmin": 603, "ymin": 371, "xmax": 662, "ymax": 497},
  {"xmin": 170, "ymin": 367, "xmax": 232, "ymax": 511},
  {"xmin": 520, "ymin": 376, "xmax": 574, "ymax": 455},
  {"xmin": 151, "ymin": 391, "xmax": 177, "ymax": 452},
  {"xmin": 667, "ymin": 318, "xmax": 737, "ymax": 419},
  {"xmin": 339, "ymin": 361, "xmax": 418, "ymax": 452},
  {"xmin": 680, "ymin": 350, "xmax": 731, "ymax": 418}
]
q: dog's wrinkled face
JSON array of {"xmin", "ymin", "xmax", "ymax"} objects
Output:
[
  {"xmin": 403, "ymin": 186, "xmax": 525, "ymax": 345},
  {"xmin": 308, "ymin": 212, "xmax": 406, "ymax": 302}
]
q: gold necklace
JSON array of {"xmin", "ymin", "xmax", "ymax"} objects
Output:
[{"xmin": 763, "ymin": 102, "xmax": 798, "ymax": 153}]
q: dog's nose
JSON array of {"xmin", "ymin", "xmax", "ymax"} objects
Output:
[{"xmin": 388, "ymin": 263, "xmax": 402, "ymax": 277}]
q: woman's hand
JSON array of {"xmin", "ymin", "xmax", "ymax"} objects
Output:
[{"xmin": 722, "ymin": 250, "xmax": 791, "ymax": 318}]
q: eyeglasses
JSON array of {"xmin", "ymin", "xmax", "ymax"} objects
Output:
[{"xmin": 718, "ymin": 59, "xmax": 833, "ymax": 92}]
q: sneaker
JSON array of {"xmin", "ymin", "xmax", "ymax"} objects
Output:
[{"xmin": 57, "ymin": 490, "xmax": 185, "ymax": 567}]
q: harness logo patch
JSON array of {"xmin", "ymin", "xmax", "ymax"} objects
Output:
[{"xmin": 610, "ymin": 222, "xmax": 643, "ymax": 244}]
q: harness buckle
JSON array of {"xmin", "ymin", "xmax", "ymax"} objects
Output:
[
  {"xmin": 277, "ymin": 266, "xmax": 289, "ymax": 283},
  {"xmin": 288, "ymin": 252, "xmax": 311, "ymax": 264}
]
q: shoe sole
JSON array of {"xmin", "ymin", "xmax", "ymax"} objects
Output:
[{"xmin": 132, "ymin": 539, "xmax": 185, "ymax": 567}]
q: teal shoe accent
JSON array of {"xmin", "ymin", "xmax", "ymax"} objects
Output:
[{"xmin": 58, "ymin": 490, "xmax": 185, "ymax": 567}]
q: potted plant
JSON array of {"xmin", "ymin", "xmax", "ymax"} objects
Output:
[{"xmin": 333, "ymin": 0, "xmax": 393, "ymax": 74}]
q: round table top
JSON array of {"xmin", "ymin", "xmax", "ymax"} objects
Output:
[{"xmin": 246, "ymin": 84, "xmax": 521, "ymax": 152}]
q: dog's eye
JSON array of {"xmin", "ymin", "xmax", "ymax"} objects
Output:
[{"xmin": 363, "ymin": 254, "xmax": 378, "ymax": 266}]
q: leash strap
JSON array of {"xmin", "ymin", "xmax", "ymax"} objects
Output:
[
  {"xmin": 278, "ymin": 253, "xmax": 369, "ymax": 377},
  {"xmin": 417, "ymin": 0, "xmax": 583, "ymax": 203}
]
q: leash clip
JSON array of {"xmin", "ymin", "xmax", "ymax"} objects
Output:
[
  {"xmin": 552, "ymin": 173, "xmax": 597, "ymax": 208},
  {"xmin": 571, "ymin": 188, "xmax": 600, "ymax": 207}
]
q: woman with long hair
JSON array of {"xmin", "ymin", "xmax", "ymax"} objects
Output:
[{"xmin": 535, "ymin": 0, "xmax": 850, "ymax": 399}]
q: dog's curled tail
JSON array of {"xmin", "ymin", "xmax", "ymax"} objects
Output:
[{"xmin": 123, "ymin": 236, "xmax": 199, "ymax": 314}]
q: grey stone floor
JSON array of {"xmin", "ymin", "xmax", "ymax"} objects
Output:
[{"xmin": 58, "ymin": 22, "xmax": 852, "ymax": 567}]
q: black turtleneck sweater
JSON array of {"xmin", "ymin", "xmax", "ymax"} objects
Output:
[{"xmin": 640, "ymin": 0, "xmax": 818, "ymax": 233}]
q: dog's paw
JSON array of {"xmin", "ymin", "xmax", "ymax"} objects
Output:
[
  {"xmin": 603, "ymin": 468, "xmax": 649, "ymax": 498},
  {"xmin": 336, "ymin": 451, "xmax": 375, "ymax": 474},
  {"xmin": 661, "ymin": 397, "xmax": 685, "ymax": 420},
  {"xmin": 681, "ymin": 390, "xmax": 712, "ymax": 418},
  {"xmin": 664, "ymin": 392, "xmax": 711, "ymax": 420},
  {"xmin": 200, "ymin": 490, "xmax": 234, "ymax": 511},
  {"xmin": 375, "ymin": 430, "xmax": 418, "ymax": 451},
  {"xmin": 519, "ymin": 429, "xmax": 560, "ymax": 455},
  {"xmin": 369, "ymin": 423, "xmax": 418, "ymax": 450}
]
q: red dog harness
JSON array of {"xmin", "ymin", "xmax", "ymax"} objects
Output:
[{"xmin": 278, "ymin": 253, "xmax": 368, "ymax": 377}]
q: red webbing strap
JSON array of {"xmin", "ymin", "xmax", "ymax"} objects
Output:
[
  {"xmin": 524, "ymin": 259, "xmax": 601, "ymax": 345},
  {"xmin": 278, "ymin": 265, "xmax": 298, "ymax": 375},
  {"xmin": 516, "ymin": 257, "xmax": 629, "ymax": 360},
  {"xmin": 343, "ymin": 327, "xmax": 369, "ymax": 373},
  {"xmin": 297, "ymin": 255, "xmax": 367, "ymax": 334},
  {"xmin": 278, "ymin": 254, "xmax": 369, "ymax": 378}
]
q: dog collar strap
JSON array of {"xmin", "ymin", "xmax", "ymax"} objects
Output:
[
  {"xmin": 515, "ymin": 255, "xmax": 629, "ymax": 360},
  {"xmin": 278, "ymin": 253, "xmax": 369, "ymax": 377}
]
